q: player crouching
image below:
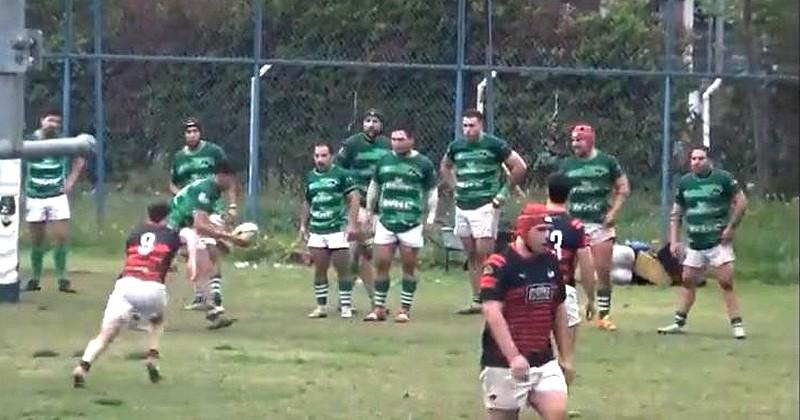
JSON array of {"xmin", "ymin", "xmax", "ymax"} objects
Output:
[
  {"xmin": 479, "ymin": 204, "xmax": 573, "ymax": 420},
  {"xmin": 72, "ymin": 203, "xmax": 189, "ymax": 388}
]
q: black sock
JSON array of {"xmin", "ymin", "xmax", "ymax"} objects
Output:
[{"xmin": 675, "ymin": 311, "xmax": 688, "ymax": 327}]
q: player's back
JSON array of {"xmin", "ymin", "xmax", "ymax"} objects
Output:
[
  {"xmin": 545, "ymin": 209, "xmax": 588, "ymax": 287},
  {"xmin": 121, "ymin": 223, "xmax": 182, "ymax": 283}
]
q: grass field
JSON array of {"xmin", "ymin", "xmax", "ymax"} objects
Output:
[
  {"xmin": 0, "ymin": 253, "xmax": 797, "ymax": 420},
  {"xmin": 1, "ymin": 193, "xmax": 798, "ymax": 419}
]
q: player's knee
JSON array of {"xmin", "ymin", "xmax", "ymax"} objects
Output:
[
  {"xmin": 718, "ymin": 279, "xmax": 734, "ymax": 291},
  {"xmin": 681, "ymin": 276, "xmax": 697, "ymax": 289}
]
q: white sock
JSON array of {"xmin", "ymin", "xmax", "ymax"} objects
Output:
[{"xmin": 81, "ymin": 336, "xmax": 107, "ymax": 364}]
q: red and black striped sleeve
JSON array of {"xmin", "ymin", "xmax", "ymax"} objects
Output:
[{"xmin": 479, "ymin": 253, "xmax": 508, "ymax": 302}]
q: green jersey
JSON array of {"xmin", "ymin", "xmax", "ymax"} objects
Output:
[
  {"xmin": 305, "ymin": 165, "xmax": 356, "ymax": 235},
  {"xmin": 166, "ymin": 177, "xmax": 223, "ymax": 229},
  {"xmin": 170, "ymin": 140, "xmax": 227, "ymax": 189},
  {"xmin": 560, "ymin": 151, "xmax": 625, "ymax": 224},
  {"xmin": 24, "ymin": 132, "xmax": 70, "ymax": 199},
  {"xmin": 373, "ymin": 151, "xmax": 437, "ymax": 233},
  {"xmin": 675, "ymin": 169, "xmax": 739, "ymax": 250},
  {"xmin": 334, "ymin": 133, "xmax": 391, "ymax": 206},
  {"xmin": 445, "ymin": 134, "xmax": 512, "ymax": 210}
]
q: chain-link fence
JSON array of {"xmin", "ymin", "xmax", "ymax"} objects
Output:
[{"xmin": 25, "ymin": 0, "xmax": 800, "ymax": 232}]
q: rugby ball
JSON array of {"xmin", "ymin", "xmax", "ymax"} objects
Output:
[{"xmin": 232, "ymin": 222, "xmax": 260, "ymax": 246}]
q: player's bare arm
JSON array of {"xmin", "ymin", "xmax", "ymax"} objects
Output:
[
  {"xmin": 169, "ymin": 182, "xmax": 180, "ymax": 195},
  {"xmin": 669, "ymin": 203, "xmax": 683, "ymax": 257},
  {"xmin": 298, "ymin": 200, "xmax": 310, "ymax": 240},
  {"xmin": 503, "ymin": 150, "xmax": 527, "ymax": 188},
  {"xmin": 552, "ymin": 302, "xmax": 575, "ymax": 385},
  {"xmin": 64, "ymin": 156, "xmax": 86, "ymax": 194},
  {"xmin": 604, "ymin": 174, "xmax": 630, "ymax": 227},
  {"xmin": 438, "ymin": 156, "xmax": 456, "ymax": 191},
  {"xmin": 225, "ymin": 179, "xmax": 240, "ymax": 220},
  {"xmin": 482, "ymin": 300, "xmax": 529, "ymax": 379},
  {"xmin": 576, "ymin": 247, "xmax": 596, "ymax": 318},
  {"xmin": 365, "ymin": 179, "xmax": 379, "ymax": 216},
  {"xmin": 425, "ymin": 187, "xmax": 439, "ymax": 227},
  {"xmin": 722, "ymin": 190, "xmax": 747, "ymax": 243},
  {"xmin": 345, "ymin": 190, "xmax": 360, "ymax": 239}
]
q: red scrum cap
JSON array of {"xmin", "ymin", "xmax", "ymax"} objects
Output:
[
  {"xmin": 516, "ymin": 203, "xmax": 551, "ymax": 237},
  {"xmin": 571, "ymin": 123, "xmax": 595, "ymax": 144}
]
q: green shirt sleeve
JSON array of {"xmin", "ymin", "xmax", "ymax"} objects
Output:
[
  {"xmin": 608, "ymin": 155, "xmax": 624, "ymax": 180},
  {"xmin": 491, "ymin": 138, "xmax": 512, "ymax": 162},
  {"xmin": 674, "ymin": 178, "xmax": 686, "ymax": 207},
  {"xmin": 722, "ymin": 171, "xmax": 740, "ymax": 199},
  {"xmin": 423, "ymin": 157, "xmax": 437, "ymax": 191}
]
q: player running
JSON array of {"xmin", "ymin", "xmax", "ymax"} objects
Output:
[
  {"xmin": 440, "ymin": 109, "xmax": 527, "ymax": 315},
  {"xmin": 543, "ymin": 172, "xmax": 596, "ymax": 354},
  {"xmin": 658, "ymin": 145, "xmax": 748, "ymax": 339},
  {"xmin": 363, "ymin": 124, "xmax": 437, "ymax": 323},
  {"xmin": 559, "ymin": 123, "xmax": 629, "ymax": 331},
  {"xmin": 169, "ymin": 117, "xmax": 238, "ymax": 311},
  {"xmin": 72, "ymin": 203, "xmax": 191, "ymax": 387},
  {"xmin": 23, "ymin": 109, "xmax": 86, "ymax": 293},
  {"xmin": 300, "ymin": 142, "xmax": 360, "ymax": 319},
  {"xmin": 334, "ymin": 108, "xmax": 392, "ymax": 301},
  {"xmin": 167, "ymin": 161, "xmax": 247, "ymax": 328},
  {"xmin": 479, "ymin": 203, "xmax": 573, "ymax": 420}
]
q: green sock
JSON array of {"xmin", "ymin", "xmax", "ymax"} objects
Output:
[
  {"xmin": 374, "ymin": 278, "xmax": 390, "ymax": 308},
  {"xmin": 401, "ymin": 277, "xmax": 418, "ymax": 310},
  {"xmin": 54, "ymin": 244, "xmax": 68, "ymax": 280},
  {"xmin": 30, "ymin": 245, "xmax": 45, "ymax": 280},
  {"xmin": 313, "ymin": 278, "xmax": 328, "ymax": 306},
  {"xmin": 338, "ymin": 278, "xmax": 354, "ymax": 308}
]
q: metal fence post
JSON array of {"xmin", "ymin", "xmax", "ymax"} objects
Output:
[
  {"xmin": 660, "ymin": 0, "xmax": 676, "ymax": 242},
  {"xmin": 247, "ymin": 0, "xmax": 263, "ymax": 222},
  {"xmin": 92, "ymin": 0, "xmax": 105, "ymax": 224},
  {"xmin": 61, "ymin": 0, "xmax": 72, "ymax": 135},
  {"xmin": 453, "ymin": 0, "xmax": 466, "ymax": 141},
  {"xmin": 484, "ymin": 0, "xmax": 495, "ymax": 135}
]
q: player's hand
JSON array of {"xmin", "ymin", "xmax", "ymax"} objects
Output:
[
  {"xmin": 720, "ymin": 226, "xmax": 735, "ymax": 244},
  {"xmin": 299, "ymin": 226, "xmax": 309, "ymax": 242},
  {"xmin": 509, "ymin": 355, "xmax": 530, "ymax": 381},
  {"xmin": 226, "ymin": 205, "xmax": 238, "ymax": 222},
  {"xmin": 669, "ymin": 242, "xmax": 683, "ymax": 259},
  {"xmin": 64, "ymin": 182, "xmax": 74, "ymax": 195},
  {"xmin": 559, "ymin": 360, "xmax": 575, "ymax": 386},
  {"xmin": 228, "ymin": 234, "xmax": 250, "ymax": 248},
  {"xmin": 584, "ymin": 302, "xmax": 596, "ymax": 321},
  {"xmin": 345, "ymin": 223, "xmax": 359, "ymax": 241},
  {"xmin": 602, "ymin": 213, "xmax": 617, "ymax": 228}
]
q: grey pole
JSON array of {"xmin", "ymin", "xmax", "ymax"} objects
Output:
[
  {"xmin": 247, "ymin": 0, "xmax": 264, "ymax": 222},
  {"xmin": 660, "ymin": 0, "xmax": 676, "ymax": 242},
  {"xmin": 453, "ymin": 0, "xmax": 466, "ymax": 142},
  {"xmin": 61, "ymin": 0, "xmax": 73, "ymax": 135},
  {"xmin": 92, "ymin": 0, "xmax": 105, "ymax": 224},
  {"xmin": 484, "ymin": 0, "xmax": 495, "ymax": 135}
]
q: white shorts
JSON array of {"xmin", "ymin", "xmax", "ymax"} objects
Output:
[
  {"xmin": 565, "ymin": 284, "xmax": 581, "ymax": 327},
  {"xmin": 683, "ymin": 244, "xmax": 735, "ymax": 269},
  {"xmin": 101, "ymin": 276, "xmax": 167, "ymax": 329},
  {"xmin": 307, "ymin": 231, "xmax": 349, "ymax": 250},
  {"xmin": 454, "ymin": 202, "xmax": 500, "ymax": 239},
  {"xmin": 480, "ymin": 360, "xmax": 568, "ymax": 411},
  {"xmin": 25, "ymin": 194, "xmax": 70, "ymax": 222},
  {"xmin": 373, "ymin": 220, "xmax": 424, "ymax": 248},
  {"xmin": 584, "ymin": 223, "xmax": 616, "ymax": 245}
]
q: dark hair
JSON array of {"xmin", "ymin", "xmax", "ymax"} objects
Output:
[
  {"xmin": 689, "ymin": 144, "xmax": 710, "ymax": 155},
  {"xmin": 363, "ymin": 108, "xmax": 383, "ymax": 122},
  {"xmin": 215, "ymin": 159, "xmax": 235, "ymax": 175},
  {"xmin": 463, "ymin": 109, "xmax": 484, "ymax": 122},
  {"xmin": 182, "ymin": 117, "xmax": 201, "ymax": 130},
  {"xmin": 147, "ymin": 202, "xmax": 170, "ymax": 223},
  {"xmin": 42, "ymin": 108, "xmax": 61, "ymax": 118},
  {"xmin": 390, "ymin": 123, "xmax": 415, "ymax": 139},
  {"xmin": 313, "ymin": 141, "xmax": 333, "ymax": 154},
  {"xmin": 547, "ymin": 172, "xmax": 572, "ymax": 204}
]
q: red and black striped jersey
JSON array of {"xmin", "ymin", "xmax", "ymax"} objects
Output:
[
  {"xmin": 545, "ymin": 210, "xmax": 589, "ymax": 287},
  {"xmin": 479, "ymin": 244, "xmax": 565, "ymax": 368},
  {"xmin": 120, "ymin": 224, "xmax": 182, "ymax": 283}
]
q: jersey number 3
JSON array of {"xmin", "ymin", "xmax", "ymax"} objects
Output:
[
  {"xmin": 137, "ymin": 232, "xmax": 156, "ymax": 255},
  {"xmin": 549, "ymin": 230, "xmax": 563, "ymax": 260}
]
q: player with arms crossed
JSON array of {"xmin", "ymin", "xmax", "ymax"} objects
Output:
[
  {"xmin": 479, "ymin": 204, "xmax": 573, "ymax": 420},
  {"xmin": 335, "ymin": 108, "xmax": 392, "ymax": 301},
  {"xmin": 169, "ymin": 117, "xmax": 238, "ymax": 311},
  {"xmin": 167, "ymin": 161, "xmax": 247, "ymax": 328},
  {"xmin": 300, "ymin": 142, "xmax": 360, "ymax": 319},
  {"xmin": 658, "ymin": 145, "xmax": 748, "ymax": 339},
  {"xmin": 23, "ymin": 109, "xmax": 86, "ymax": 293},
  {"xmin": 72, "ymin": 203, "xmax": 191, "ymax": 387},
  {"xmin": 544, "ymin": 172, "xmax": 596, "ymax": 352},
  {"xmin": 440, "ymin": 109, "xmax": 527, "ymax": 315},
  {"xmin": 559, "ymin": 123, "xmax": 629, "ymax": 331},
  {"xmin": 363, "ymin": 124, "xmax": 437, "ymax": 323}
]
